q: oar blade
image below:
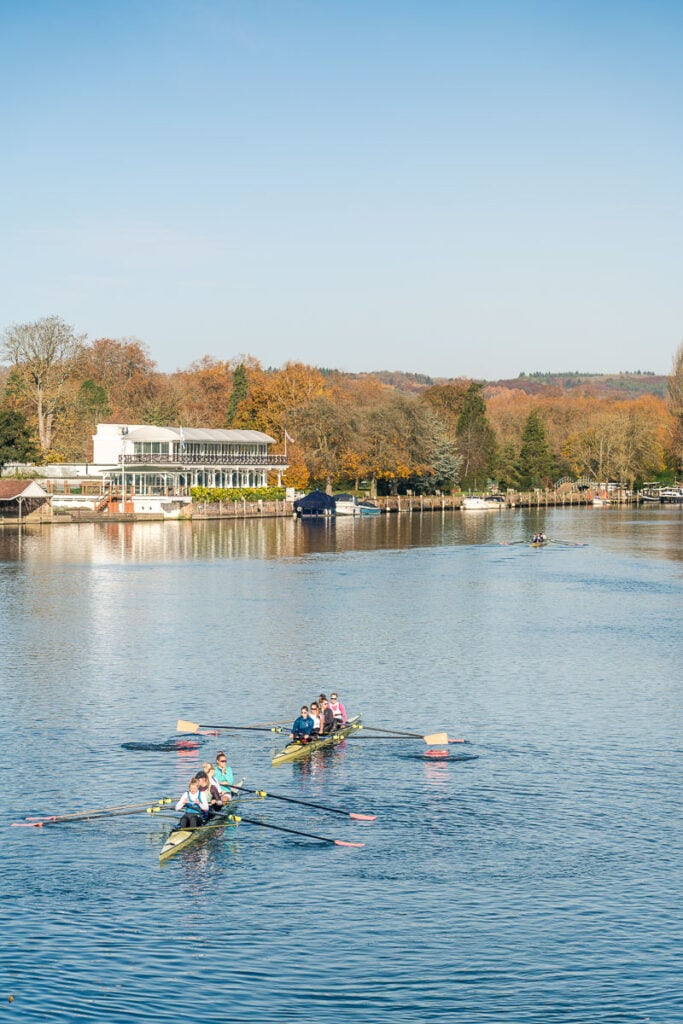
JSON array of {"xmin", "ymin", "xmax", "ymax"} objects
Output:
[
  {"xmin": 334, "ymin": 840, "xmax": 365, "ymax": 848},
  {"xmin": 424, "ymin": 732, "xmax": 449, "ymax": 745},
  {"xmin": 349, "ymin": 813, "xmax": 377, "ymax": 821},
  {"xmin": 176, "ymin": 719, "xmax": 200, "ymax": 734},
  {"xmin": 448, "ymin": 738, "xmax": 466, "ymax": 743}
]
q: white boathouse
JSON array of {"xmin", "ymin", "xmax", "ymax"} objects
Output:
[{"xmin": 93, "ymin": 423, "xmax": 288, "ymax": 500}]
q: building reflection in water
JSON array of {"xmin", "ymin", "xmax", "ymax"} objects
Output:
[{"xmin": 1, "ymin": 506, "xmax": 681, "ymax": 566}]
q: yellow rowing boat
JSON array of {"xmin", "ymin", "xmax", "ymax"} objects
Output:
[
  {"xmin": 271, "ymin": 717, "xmax": 361, "ymax": 767},
  {"xmin": 159, "ymin": 778, "xmax": 245, "ymax": 862}
]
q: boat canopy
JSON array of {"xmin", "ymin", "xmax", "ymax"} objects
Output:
[{"xmin": 294, "ymin": 490, "xmax": 336, "ymax": 514}]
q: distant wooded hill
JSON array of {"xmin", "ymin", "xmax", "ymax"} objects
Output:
[{"xmin": 352, "ymin": 370, "xmax": 668, "ymax": 399}]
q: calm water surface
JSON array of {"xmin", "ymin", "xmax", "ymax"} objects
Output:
[{"xmin": 1, "ymin": 507, "xmax": 681, "ymax": 1023}]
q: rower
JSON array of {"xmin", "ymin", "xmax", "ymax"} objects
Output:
[
  {"xmin": 318, "ymin": 698, "xmax": 335, "ymax": 735},
  {"xmin": 329, "ymin": 692, "xmax": 347, "ymax": 726},
  {"xmin": 309, "ymin": 702, "xmax": 321, "ymax": 735},
  {"xmin": 213, "ymin": 751, "xmax": 234, "ymax": 796},
  {"xmin": 203, "ymin": 762, "xmax": 228, "ymax": 807},
  {"xmin": 174, "ymin": 776, "xmax": 209, "ymax": 830},
  {"xmin": 291, "ymin": 706, "xmax": 314, "ymax": 744}
]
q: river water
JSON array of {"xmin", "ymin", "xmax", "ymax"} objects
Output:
[{"xmin": 1, "ymin": 507, "xmax": 681, "ymax": 1023}]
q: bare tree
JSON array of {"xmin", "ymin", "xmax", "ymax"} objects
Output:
[
  {"xmin": 668, "ymin": 342, "xmax": 683, "ymax": 472},
  {"xmin": 2, "ymin": 315, "xmax": 85, "ymax": 454}
]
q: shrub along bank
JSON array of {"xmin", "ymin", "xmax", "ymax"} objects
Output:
[{"xmin": 190, "ymin": 486, "xmax": 286, "ymax": 504}]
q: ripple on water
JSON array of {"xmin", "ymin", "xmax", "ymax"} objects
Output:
[{"xmin": 1, "ymin": 512, "xmax": 682, "ymax": 1023}]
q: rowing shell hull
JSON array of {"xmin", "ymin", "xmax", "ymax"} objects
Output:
[
  {"xmin": 159, "ymin": 778, "xmax": 245, "ymax": 862},
  {"xmin": 271, "ymin": 717, "xmax": 361, "ymax": 767}
]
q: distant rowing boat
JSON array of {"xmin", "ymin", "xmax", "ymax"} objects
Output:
[
  {"xmin": 271, "ymin": 717, "xmax": 361, "ymax": 767},
  {"xmin": 159, "ymin": 778, "xmax": 245, "ymax": 862}
]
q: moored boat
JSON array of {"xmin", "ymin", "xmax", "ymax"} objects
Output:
[
  {"xmin": 271, "ymin": 716, "xmax": 361, "ymax": 767},
  {"xmin": 659, "ymin": 486, "xmax": 683, "ymax": 504},
  {"xmin": 159, "ymin": 778, "xmax": 245, "ymax": 862},
  {"xmin": 335, "ymin": 495, "xmax": 381, "ymax": 516},
  {"xmin": 461, "ymin": 494, "xmax": 507, "ymax": 510},
  {"xmin": 358, "ymin": 501, "xmax": 381, "ymax": 516}
]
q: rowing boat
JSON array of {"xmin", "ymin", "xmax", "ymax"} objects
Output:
[
  {"xmin": 271, "ymin": 716, "xmax": 361, "ymax": 767},
  {"xmin": 159, "ymin": 777, "xmax": 245, "ymax": 862}
]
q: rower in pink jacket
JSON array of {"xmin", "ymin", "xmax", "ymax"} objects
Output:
[{"xmin": 328, "ymin": 693, "xmax": 347, "ymax": 725}]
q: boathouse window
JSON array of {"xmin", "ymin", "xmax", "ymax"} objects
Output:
[{"xmin": 134, "ymin": 442, "xmax": 165, "ymax": 455}]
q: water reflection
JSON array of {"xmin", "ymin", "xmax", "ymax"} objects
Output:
[
  {"xmin": 1, "ymin": 505, "xmax": 681, "ymax": 565},
  {"xmin": 422, "ymin": 758, "xmax": 451, "ymax": 786}
]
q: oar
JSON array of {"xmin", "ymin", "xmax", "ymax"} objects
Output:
[
  {"xmin": 177, "ymin": 719, "xmax": 285, "ymax": 735},
  {"xmin": 359, "ymin": 726, "xmax": 463, "ymax": 744},
  {"xmin": 22, "ymin": 797, "xmax": 173, "ymax": 824},
  {"xmin": 231, "ymin": 784, "xmax": 376, "ymax": 821},
  {"xmin": 13, "ymin": 803, "xmax": 172, "ymax": 827},
  {"xmin": 227, "ymin": 813, "xmax": 364, "ymax": 848},
  {"xmin": 242, "ymin": 719, "xmax": 292, "ymax": 728}
]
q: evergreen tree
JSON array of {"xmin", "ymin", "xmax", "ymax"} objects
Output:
[
  {"xmin": 516, "ymin": 410, "xmax": 555, "ymax": 489},
  {"xmin": 226, "ymin": 364, "xmax": 248, "ymax": 426},
  {"xmin": 79, "ymin": 379, "xmax": 110, "ymax": 420},
  {"xmin": 455, "ymin": 383, "xmax": 497, "ymax": 489},
  {"xmin": 0, "ymin": 408, "xmax": 38, "ymax": 469},
  {"xmin": 496, "ymin": 440, "xmax": 521, "ymax": 491}
]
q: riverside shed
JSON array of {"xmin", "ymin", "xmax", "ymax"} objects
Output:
[{"xmin": 0, "ymin": 480, "xmax": 52, "ymax": 521}]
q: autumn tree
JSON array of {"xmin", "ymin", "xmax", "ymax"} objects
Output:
[
  {"xmin": 563, "ymin": 407, "xmax": 663, "ymax": 485},
  {"xmin": 420, "ymin": 381, "xmax": 471, "ymax": 432},
  {"xmin": 46, "ymin": 378, "xmax": 111, "ymax": 461},
  {"xmin": 233, "ymin": 361, "xmax": 327, "ymax": 439},
  {"xmin": 2, "ymin": 315, "xmax": 85, "ymax": 453},
  {"xmin": 290, "ymin": 395, "xmax": 351, "ymax": 493},
  {"xmin": 456, "ymin": 383, "xmax": 497, "ymax": 489},
  {"xmin": 360, "ymin": 397, "xmax": 433, "ymax": 496},
  {"xmin": 74, "ymin": 337, "xmax": 158, "ymax": 420},
  {"xmin": 171, "ymin": 356, "xmax": 233, "ymax": 427}
]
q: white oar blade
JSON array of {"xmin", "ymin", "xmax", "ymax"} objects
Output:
[
  {"xmin": 176, "ymin": 719, "xmax": 200, "ymax": 733},
  {"xmin": 424, "ymin": 732, "xmax": 449, "ymax": 745}
]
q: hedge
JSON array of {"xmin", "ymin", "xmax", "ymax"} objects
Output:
[{"xmin": 190, "ymin": 486, "xmax": 286, "ymax": 504}]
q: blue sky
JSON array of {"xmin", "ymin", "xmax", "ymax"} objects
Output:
[{"xmin": 1, "ymin": 0, "xmax": 681, "ymax": 378}]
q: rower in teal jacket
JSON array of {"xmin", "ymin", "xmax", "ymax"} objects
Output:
[
  {"xmin": 213, "ymin": 751, "xmax": 234, "ymax": 791},
  {"xmin": 291, "ymin": 706, "xmax": 315, "ymax": 742}
]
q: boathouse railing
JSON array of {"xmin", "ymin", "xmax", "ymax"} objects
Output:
[{"xmin": 120, "ymin": 453, "xmax": 289, "ymax": 466}]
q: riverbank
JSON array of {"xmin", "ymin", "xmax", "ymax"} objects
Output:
[{"xmin": 1, "ymin": 487, "xmax": 642, "ymax": 524}]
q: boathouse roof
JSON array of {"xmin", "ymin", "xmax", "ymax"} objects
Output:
[{"xmin": 125, "ymin": 426, "xmax": 276, "ymax": 444}]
